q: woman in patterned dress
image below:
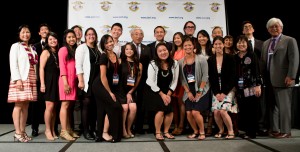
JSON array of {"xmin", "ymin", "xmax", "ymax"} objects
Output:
[{"xmin": 8, "ymin": 24, "xmax": 38, "ymax": 142}]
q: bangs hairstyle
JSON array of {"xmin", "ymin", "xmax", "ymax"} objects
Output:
[{"xmin": 154, "ymin": 42, "xmax": 174, "ymax": 69}]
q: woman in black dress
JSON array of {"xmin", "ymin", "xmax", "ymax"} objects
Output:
[
  {"xmin": 144, "ymin": 43, "xmax": 179, "ymax": 141},
  {"xmin": 39, "ymin": 32, "xmax": 60, "ymax": 140},
  {"xmin": 92, "ymin": 34, "xmax": 123, "ymax": 142},
  {"xmin": 119, "ymin": 43, "xmax": 142, "ymax": 138}
]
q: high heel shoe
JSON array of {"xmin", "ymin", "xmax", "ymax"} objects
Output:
[
  {"xmin": 14, "ymin": 133, "xmax": 29, "ymax": 142},
  {"xmin": 68, "ymin": 130, "xmax": 80, "ymax": 138},
  {"xmin": 22, "ymin": 132, "xmax": 32, "ymax": 141},
  {"xmin": 60, "ymin": 130, "xmax": 75, "ymax": 141},
  {"xmin": 102, "ymin": 132, "xmax": 114, "ymax": 142},
  {"xmin": 45, "ymin": 131, "xmax": 55, "ymax": 141}
]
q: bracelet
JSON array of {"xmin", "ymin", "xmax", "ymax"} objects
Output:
[{"xmin": 197, "ymin": 88, "xmax": 204, "ymax": 93}]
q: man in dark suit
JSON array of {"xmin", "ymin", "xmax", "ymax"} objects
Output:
[
  {"xmin": 261, "ymin": 18, "xmax": 299, "ymax": 138},
  {"xmin": 122, "ymin": 28, "xmax": 152, "ymax": 134},
  {"xmin": 147, "ymin": 26, "xmax": 172, "ymax": 59},
  {"xmin": 242, "ymin": 21, "xmax": 267, "ymax": 136},
  {"xmin": 30, "ymin": 23, "xmax": 50, "ymax": 137}
]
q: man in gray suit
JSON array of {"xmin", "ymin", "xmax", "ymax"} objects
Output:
[{"xmin": 261, "ymin": 17, "xmax": 299, "ymax": 138}]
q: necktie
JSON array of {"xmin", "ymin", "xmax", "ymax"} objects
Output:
[
  {"xmin": 248, "ymin": 40, "xmax": 253, "ymax": 52},
  {"xmin": 267, "ymin": 39, "xmax": 276, "ymax": 71},
  {"xmin": 136, "ymin": 44, "xmax": 140, "ymax": 58},
  {"xmin": 270, "ymin": 38, "xmax": 276, "ymax": 51}
]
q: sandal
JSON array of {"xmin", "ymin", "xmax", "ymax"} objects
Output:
[
  {"xmin": 198, "ymin": 133, "xmax": 206, "ymax": 140},
  {"xmin": 172, "ymin": 127, "xmax": 183, "ymax": 135},
  {"xmin": 187, "ymin": 133, "xmax": 199, "ymax": 139},
  {"xmin": 155, "ymin": 133, "xmax": 164, "ymax": 141},
  {"xmin": 163, "ymin": 132, "xmax": 175, "ymax": 139},
  {"xmin": 13, "ymin": 133, "xmax": 29, "ymax": 142},
  {"xmin": 60, "ymin": 130, "xmax": 75, "ymax": 141},
  {"xmin": 68, "ymin": 130, "xmax": 80, "ymax": 138},
  {"xmin": 214, "ymin": 132, "xmax": 223, "ymax": 138},
  {"xmin": 225, "ymin": 134, "xmax": 235, "ymax": 139},
  {"xmin": 22, "ymin": 132, "xmax": 32, "ymax": 141}
]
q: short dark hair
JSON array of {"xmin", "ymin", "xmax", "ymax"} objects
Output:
[
  {"xmin": 154, "ymin": 26, "xmax": 165, "ymax": 33},
  {"xmin": 71, "ymin": 25, "xmax": 82, "ymax": 31},
  {"xmin": 242, "ymin": 20, "xmax": 253, "ymax": 29},
  {"xmin": 39, "ymin": 23, "xmax": 51, "ymax": 31},
  {"xmin": 111, "ymin": 23, "xmax": 123, "ymax": 30}
]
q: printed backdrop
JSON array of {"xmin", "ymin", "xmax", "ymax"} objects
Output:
[{"xmin": 68, "ymin": 0, "xmax": 226, "ymax": 45}]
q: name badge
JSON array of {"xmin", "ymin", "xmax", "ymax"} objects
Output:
[
  {"xmin": 113, "ymin": 74, "xmax": 119, "ymax": 85},
  {"xmin": 127, "ymin": 75, "xmax": 135, "ymax": 86},
  {"xmin": 187, "ymin": 74, "xmax": 195, "ymax": 83}
]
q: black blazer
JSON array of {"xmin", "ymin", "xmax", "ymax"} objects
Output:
[
  {"xmin": 33, "ymin": 41, "xmax": 44, "ymax": 56},
  {"xmin": 147, "ymin": 41, "xmax": 172, "ymax": 60},
  {"xmin": 208, "ymin": 53, "xmax": 236, "ymax": 95}
]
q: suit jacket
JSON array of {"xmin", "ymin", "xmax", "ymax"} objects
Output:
[
  {"xmin": 208, "ymin": 53, "xmax": 236, "ymax": 95},
  {"xmin": 33, "ymin": 41, "xmax": 44, "ymax": 56},
  {"xmin": 261, "ymin": 34, "xmax": 299, "ymax": 87},
  {"xmin": 253, "ymin": 39, "xmax": 263, "ymax": 59},
  {"xmin": 147, "ymin": 41, "xmax": 172, "ymax": 60}
]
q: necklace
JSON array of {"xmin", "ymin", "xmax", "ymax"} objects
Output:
[
  {"xmin": 161, "ymin": 69, "xmax": 169, "ymax": 77},
  {"xmin": 89, "ymin": 47, "xmax": 99, "ymax": 64},
  {"xmin": 51, "ymin": 51, "xmax": 59, "ymax": 68}
]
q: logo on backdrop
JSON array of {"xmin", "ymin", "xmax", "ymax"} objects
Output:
[
  {"xmin": 156, "ymin": 2, "xmax": 168, "ymax": 12},
  {"xmin": 184, "ymin": 2, "xmax": 194, "ymax": 12},
  {"xmin": 101, "ymin": 25, "xmax": 111, "ymax": 34},
  {"xmin": 72, "ymin": 1, "xmax": 84, "ymax": 11},
  {"xmin": 101, "ymin": 1, "xmax": 112, "ymax": 11},
  {"xmin": 210, "ymin": 3, "xmax": 220, "ymax": 12},
  {"xmin": 129, "ymin": 2, "xmax": 140, "ymax": 12}
]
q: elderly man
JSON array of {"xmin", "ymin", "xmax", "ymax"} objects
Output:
[
  {"xmin": 261, "ymin": 17, "xmax": 299, "ymax": 138},
  {"xmin": 122, "ymin": 28, "xmax": 151, "ymax": 134}
]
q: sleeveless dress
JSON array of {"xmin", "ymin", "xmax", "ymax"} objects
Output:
[{"xmin": 43, "ymin": 50, "xmax": 59, "ymax": 102}]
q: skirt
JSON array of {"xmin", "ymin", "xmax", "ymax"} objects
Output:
[{"xmin": 7, "ymin": 65, "xmax": 37, "ymax": 103}]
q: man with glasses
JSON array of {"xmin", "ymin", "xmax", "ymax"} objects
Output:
[
  {"xmin": 242, "ymin": 21, "xmax": 267, "ymax": 136},
  {"xmin": 261, "ymin": 17, "xmax": 299, "ymax": 138}
]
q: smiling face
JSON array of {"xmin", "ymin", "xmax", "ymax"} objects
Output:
[
  {"xmin": 125, "ymin": 44, "xmax": 134, "ymax": 58},
  {"xmin": 173, "ymin": 33, "xmax": 183, "ymax": 47},
  {"xmin": 105, "ymin": 36, "xmax": 114, "ymax": 51},
  {"xmin": 154, "ymin": 27, "xmax": 165, "ymax": 41},
  {"xmin": 184, "ymin": 22, "xmax": 195, "ymax": 36},
  {"xmin": 85, "ymin": 29, "xmax": 97, "ymax": 44},
  {"xmin": 183, "ymin": 40, "xmax": 194, "ymax": 55},
  {"xmin": 19, "ymin": 27, "xmax": 31, "ymax": 43},
  {"xmin": 39, "ymin": 25, "xmax": 50, "ymax": 40},
  {"xmin": 156, "ymin": 44, "xmax": 169, "ymax": 60},
  {"xmin": 213, "ymin": 39, "xmax": 224, "ymax": 55},
  {"xmin": 111, "ymin": 25, "xmax": 122, "ymax": 40},
  {"xmin": 236, "ymin": 39, "xmax": 248, "ymax": 53},
  {"xmin": 268, "ymin": 23, "xmax": 283, "ymax": 37},
  {"xmin": 47, "ymin": 35, "xmax": 58, "ymax": 49},
  {"xmin": 66, "ymin": 32, "xmax": 77, "ymax": 46}
]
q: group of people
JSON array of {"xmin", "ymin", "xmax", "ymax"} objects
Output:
[{"xmin": 7, "ymin": 17, "xmax": 299, "ymax": 143}]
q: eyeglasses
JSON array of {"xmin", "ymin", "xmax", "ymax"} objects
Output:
[{"xmin": 185, "ymin": 26, "xmax": 195, "ymax": 29}]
